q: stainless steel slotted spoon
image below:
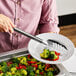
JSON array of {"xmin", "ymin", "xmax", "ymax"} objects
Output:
[{"xmin": 14, "ymin": 28, "xmax": 67, "ymax": 50}]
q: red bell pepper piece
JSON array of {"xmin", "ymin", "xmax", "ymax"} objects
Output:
[
  {"xmin": 16, "ymin": 66, "xmax": 20, "ymax": 70},
  {"xmin": 27, "ymin": 61, "xmax": 30, "ymax": 64},
  {"xmin": 19, "ymin": 64, "xmax": 22, "ymax": 66},
  {"xmin": 27, "ymin": 61, "xmax": 37, "ymax": 64},
  {"xmin": 45, "ymin": 64, "xmax": 50, "ymax": 71},
  {"xmin": 7, "ymin": 61, "xmax": 13, "ymax": 66},
  {"xmin": 22, "ymin": 65, "xmax": 26, "ymax": 69},
  {"xmin": 45, "ymin": 67, "xmax": 47, "ymax": 71},
  {"xmin": 16, "ymin": 64, "xmax": 26, "ymax": 70},
  {"xmin": 32, "ymin": 64, "xmax": 38, "ymax": 69},
  {"xmin": 27, "ymin": 54, "xmax": 31, "ymax": 58},
  {"xmin": 0, "ymin": 70, "xmax": 3, "ymax": 74},
  {"xmin": 40, "ymin": 72, "xmax": 44, "ymax": 75},
  {"xmin": 55, "ymin": 51, "xmax": 60, "ymax": 55},
  {"xmin": 35, "ymin": 75, "xmax": 37, "ymax": 76},
  {"xmin": 31, "ymin": 61, "xmax": 37, "ymax": 64},
  {"xmin": 45, "ymin": 64, "xmax": 50, "ymax": 68},
  {"xmin": 19, "ymin": 66, "xmax": 23, "ymax": 69}
]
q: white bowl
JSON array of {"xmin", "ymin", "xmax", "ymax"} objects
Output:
[{"xmin": 28, "ymin": 33, "xmax": 75, "ymax": 64}]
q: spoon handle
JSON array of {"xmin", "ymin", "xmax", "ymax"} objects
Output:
[{"xmin": 14, "ymin": 28, "xmax": 47, "ymax": 45}]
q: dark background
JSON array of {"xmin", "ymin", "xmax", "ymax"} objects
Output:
[{"xmin": 58, "ymin": 13, "xmax": 76, "ymax": 27}]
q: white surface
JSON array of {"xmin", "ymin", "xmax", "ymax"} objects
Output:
[
  {"xmin": 28, "ymin": 33, "xmax": 74, "ymax": 64},
  {"xmin": 62, "ymin": 48, "xmax": 76, "ymax": 73},
  {"xmin": 56, "ymin": 0, "xmax": 76, "ymax": 16}
]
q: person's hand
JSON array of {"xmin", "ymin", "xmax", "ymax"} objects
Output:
[{"xmin": 0, "ymin": 14, "xmax": 15, "ymax": 33}]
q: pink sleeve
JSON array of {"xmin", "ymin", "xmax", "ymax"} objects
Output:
[{"xmin": 39, "ymin": 0, "xmax": 60, "ymax": 33}]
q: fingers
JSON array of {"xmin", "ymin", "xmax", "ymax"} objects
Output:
[
  {"xmin": 7, "ymin": 18, "xmax": 15, "ymax": 33},
  {"xmin": 9, "ymin": 22, "xmax": 15, "ymax": 33},
  {"xmin": 0, "ymin": 14, "xmax": 15, "ymax": 33},
  {"xmin": 9, "ymin": 20, "xmax": 15, "ymax": 28},
  {"xmin": 8, "ymin": 25, "xmax": 14, "ymax": 33},
  {"xmin": 0, "ymin": 23, "xmax": 8, "ymax": 32},
  {"xmin": 6, "ymin": 20, "xmax": 14, "ymax": 33},
  {"xmin": 0, "ymin": 22, "xmax": 14, "ymax": 33}
]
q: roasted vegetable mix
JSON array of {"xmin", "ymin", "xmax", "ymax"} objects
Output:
[
  {"xmin": 0, "ymin": 54, "xmax": 60, "ymax": 76},
  {"xmin": 40, "ymin": 49, "xmax": 60, "ymax": 61}
]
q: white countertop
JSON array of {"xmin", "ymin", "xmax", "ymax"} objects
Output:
[{"xmin": 62, "ymin": 48, "xmax": 76, "ymax": 75}]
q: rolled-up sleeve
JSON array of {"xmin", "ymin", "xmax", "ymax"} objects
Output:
[{"xmin": 39, "ymin": 0, "xmax": 60, "ymax": 33}]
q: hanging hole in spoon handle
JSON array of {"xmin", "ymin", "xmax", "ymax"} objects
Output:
[{"xmin": 13, "ymin": 28, "xmax": 47, "ymax": 45}]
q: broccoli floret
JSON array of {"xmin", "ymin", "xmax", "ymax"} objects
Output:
[
  {"xmin": 26, "ymin": 66, "xmax": 34, "ymax": 73},
  {"xmin": 40, "ymin": 50, "xmax": 59, "ymax": 61},
  {"xmin": 11, "ymin": 67, "xmax": 17, "ymax": 72},
  {"xmin": 9, "ymin": 63, "xmax": 18, "ymax": 68},
  {"xmin": 15, "ymin": 71, "xmax": 22, "ymax": 76},
  {"xmin": 47, "ymin": 71, "xmax": 53, "ymax": 76},
  {"xmin": 11, "ymin": 67, "xmax": 17, "ymax": 75},
  {"xmin": 20, "ymin": 57, "xmax": 27, "ymax": 65},
  {"xmin": 12, "ymin": 75, "xmax": 16, "ymax": 76},
  {"xmin": 50, "ymin": 51, "xmax": 58, "ymax": 59},
  {"xmin": 29, "ymin": 72, "xmax": 35, "ymax": 76},
  {"xmin": 36, "ymin": 74, "xmax": 42, "ymax": 76},
  {"xmin": 0, "ymin": 65, "xmax": 2, "ymax": 70},
  {"xmin": 38, "ymin": 64, "xmax": 45, "ymax": 71},
  {"xmin": 40, "ymin": 49, "xmax": 50, "ymax": 58},
  {"xmin": 0, "ymin": 61, "xmax": 7, "ymax": 66},
  {"xmin": 17, "ymin": 56, "xmax": 27, "ymax": 65},
  {"xmin": 11, "ymin": 58, "xmax": 20, "ymax": 64},
  {"xmin": 2, "ymin": 72, "xmax": 12, "ymax": 76},
  {"xmin": 44, "ymin": 73, "xmax": 47, "ymax": 76},
  {"xmin": 36, "ymin": 69, "xmax": 39, "ymax": 74},
  {"xmin": 1, "ymin": 65, "xmax": 9, "ymax": 73},
  {"xmin": 0, "ymin": 73, "xmax": 3, "ymax": 76},
  {"xmin": 49, "ymin": 54, "xmax": 54, "ymax": 59},
  {"xmin": 2, "ymin": 73, "xmax": 6, "ymax": 76},
  {"xmin": 0, "ymin": 61, "xmax": 9, "ymax": 73},
  {"xmin": 20, "ymin": 69, "xmax": 27, "ymax": 76},
  {"xmin": 18, "ymin": 56, "xmax": 26, "ymax": 61},
  {"xmin": 7, "ymin": 72, "xmax": 12, "ymax": 76}
]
